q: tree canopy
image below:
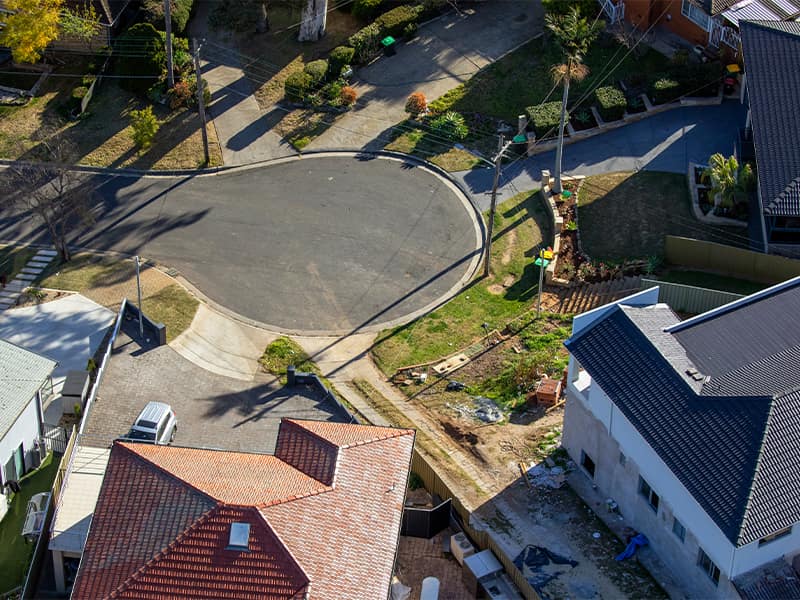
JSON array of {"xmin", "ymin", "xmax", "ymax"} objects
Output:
[{"xmin": 0, "ymin": 0, "xmax": 64, "ymax": 64}]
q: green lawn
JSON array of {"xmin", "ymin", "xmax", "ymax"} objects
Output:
[
  {"xmin": 428, "ymin": 36, "xmax": 670, "ymax": 123},
  {"xmin": 0, "ymin": 245, "xmax": 38, "ymax": 282},
  {"xmin": 371, "ymin": 189, "xmax": 551, "ymax": 374},
  {"xmin": 139, "ymin": 284, "xmax": 199, "ymax": 343},
  {"xmin": 385, "ymin": 124, "xmax": 483, "ymax": 172},
  {"xmin": 0, "ymin": 453, "xmax": 58, "ymax": 595},
  {"xmin": 259, "ymin": 337, "xmax": 318, "ymax": 382},
  {"xmin": 578, "ymin": 172, "xmax": 747, "ymax": 261},
  {"xmin": 656, "ymin": 269, "xmax": 766, "ymax": 296}
]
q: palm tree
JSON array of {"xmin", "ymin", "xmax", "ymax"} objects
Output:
[
  {"xmin": 702, "ymin": 153, "xmax": 754, "ymax": 210},
  {"xmin": 546, "ymin": 8, "xmax": 604, "ymax": 194}
]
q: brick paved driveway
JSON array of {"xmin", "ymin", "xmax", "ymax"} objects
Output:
[{"xmin": 82, "ymin": 321, "xmax": 351, "ymax": 453}]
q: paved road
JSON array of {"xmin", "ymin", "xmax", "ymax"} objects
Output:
[
  {"xmin": 0, "ymin": 156, "xmax": 481, "ymax": 334},
  {"xmin": 308, "ymin": 0, "xmax": 543, "ymax": 150},
  {"xmin": 458, "ymin": 101, "xmax": 748, "ymax": 210}
]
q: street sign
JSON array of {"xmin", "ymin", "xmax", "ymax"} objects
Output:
[
  {"xmin": 540, "ymin": 249, "xmax": 554, "ymax": 260},
  {"xmin": 534, "ymin": 258, "xmax": 550, "ymax": 267},
  {"xmin": 512, "ymin": 134, "xmax": 527, "ymax": 144}
]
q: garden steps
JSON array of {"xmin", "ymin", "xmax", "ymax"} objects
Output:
[
  {"xmin": 0, "ymin": 248, "xmax": 56, "ymax": 312},
  {"xmin": 555, "ymin": 276, "xmax": 642, "ymax": 314}
]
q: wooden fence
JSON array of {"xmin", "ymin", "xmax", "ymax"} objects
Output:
[
  {"xmin": 640, "ymin": 279, "xmax": 744, "ymax": 315},
  {"xmin": 411, "ymin": 450, "xmax": 542, "ymax": 600},
  {"xmin": 665, "ymin": 236, "xmax": 800, "ymax": 284}
]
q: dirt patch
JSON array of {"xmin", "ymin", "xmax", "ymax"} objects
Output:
[
  {"xmin": 14, "ymin": 288, "xmax": 72, "ymax": 308},
  {"xmin": 501, "ymin": 227, "xmax": 517, "ymax": 265}
]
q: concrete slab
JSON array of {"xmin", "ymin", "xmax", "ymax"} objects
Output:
[
  {"xmin": 16, "ymin": 273, "xmax": 37, "ymax": 281},
  {"xmin": 21, "ymin": 267, "xmax": 44, "ymax": 275},
  {"xmin": 0, "ymin": 294, "xmax": 115, "ymax": 421},
  {"xmin": 170, "ymin": 303, "xmax": 277, "ymax": 381},
  {"xmin": 35, "ymin": 249, "xmax": 57, "ymax": 257}
]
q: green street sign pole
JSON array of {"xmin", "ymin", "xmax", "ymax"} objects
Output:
[{"xmin": 534, "ymin": 255, "xmax": 550, "ymax": 317}]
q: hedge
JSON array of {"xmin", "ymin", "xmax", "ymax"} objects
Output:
[
  {"xmin": 352, "ymin": 0, "xmax": 385, "ymax": 20},
  {"xmin": 348, "ymin": 4, "xmax": 423, "ymax": 63},
  {"xmin": 142, "ymin": 0, "xmax": 195, "ymax": 34},
  {"xmin": 594, "ymin": 85, "xmax": 626, "ymax": 122},
  {"xmin": 650, "ymin": 77, "xmax": 680, "ymax": 105},
  {"xmin": 328, "ymin": 46, "xmax": 355, "ymax": 78},
  {"xmin": 526, "ymin": 101, "xmax": 564, "ymax": 139},
  {"xmin": 285, "ymin": 71, "xmax": 313, "ymax": 102},
  {"xmin": 675, "ymin": 63, "xmax": 722, "ymax": 97},
  {"xmin": 542, "ymin": 0, "xmax": 598, "ymax": 17},
  {"xmin": 348, "ymin": 22, "xmax": 383, "ymax": 64},
  {"xmin": 304, "ymin": 59, "xmax": 329, "ymax": 85},
  {"xmin": 375, "ymin": 4, "xmax": 423, "ymax": 38}
]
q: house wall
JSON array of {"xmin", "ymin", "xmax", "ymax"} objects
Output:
[
  {"xmin": 623, "ymin": 0, "xmax": 710, "ymax": 46},
  {"xmin": 563, "ymin": 374, "xmax": 737, "ymax": 598},
  {"xmin": 0, "ymin": 395, "xmax": 41, "ymax": 482}
]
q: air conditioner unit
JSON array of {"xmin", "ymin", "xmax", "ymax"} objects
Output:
[{"xmin": 450, "ymin": 532, "xmax": 475, "ymax": 566}]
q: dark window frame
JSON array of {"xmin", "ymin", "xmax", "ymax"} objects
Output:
[
  {"xmin": 638, "ymin": 476, "xmax": 659, "ymax": 512},
  {"xmin": 697, "ymin": 548, "xmax": 720, "ymax": 585},
  {"xmin": 580, "ymin": 450, "xmax": 596, "ymax": 478},
  {"xmin": 758, "ymin": 526, "xmax": 792, "ymax": 547},
  {"xmin": 672, "ymin": 517, "xmax": 686, "ymax": 543}
]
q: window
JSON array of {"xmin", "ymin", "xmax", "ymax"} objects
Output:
[
  {"xmin": 758, "ymin": 526, "xmax": 792, "ymax": 546},
  {"xmin": 698, "ymin": 548, "xmax": 720, "ymax": 585},
  {"xmin": 672, "ymin": 517, "xmax": 686, "ymax": 542},
  {"xmin": 618, "ymin": 451, "xmax": 626, "ymax": 466},
  {"xmin": 638, "ymin": 476, "xmax": 659, "ymax": 512},
  {"xmin": 580, "ymin": 450, "xmax": 596, "ymax": 478},
  {"xmin": 681, "ymin": 0, "xmax": 711, "ymax": 31}
]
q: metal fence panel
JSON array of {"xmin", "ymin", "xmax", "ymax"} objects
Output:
[{"xmin": 641, "ymin": 278, "xmax": 744, "ymax": 314}]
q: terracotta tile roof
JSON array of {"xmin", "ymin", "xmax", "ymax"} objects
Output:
[
  {"xmin": 282, "ymin": 417, "xmax": 414, "ymax": 447},
  {"xmin": 71, "ymin": 419, "xmax": 415, "ymax": 600},
  {"xmin": 119, "ymin": 442, "xmax": 331, "ymax": 506}
]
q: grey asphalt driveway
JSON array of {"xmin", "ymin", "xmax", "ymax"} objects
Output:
[
  {"xmin": 81, "ymin": 320, "xmax": 352, "ymax": 453},
  {"xmin": 459, "ymin": 101, "xmax": 748, "ymax": 210},
  {"xmin": 0, "ymin": 155, "xmax": 482, "ymax": 334},
  {"xmin": 0, "ymin": 294, "xmax": 115, "ymax": 422},
  {"xmin": 308, "ymin": 0, "xmax": 544, "ymax": 150}
]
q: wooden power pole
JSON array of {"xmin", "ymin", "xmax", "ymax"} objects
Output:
[
  {"xmin": 193, "ymin": 39, "xmax": 210, "ymax": 166},
  {"xmin": 483, "ymin": 135, "xmax": 504, "ymax": 278}
]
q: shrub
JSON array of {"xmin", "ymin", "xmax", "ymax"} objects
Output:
[
  {"xmin": 402, "ymin": 22, "xmax": 418, "ymax": 38},
  {"xmin": 284, "ymin": 71, "xmax": 313, "ymax": 102},
  {"xmin": 328, "ymin": 46, "xmax": 355, "ymax": 79},
  {"xmin": 208, "ymin": 0, "xmax": 264, "ymax": 32},
  {"xmin": 526, "ymin": 101, "xmax": 563, "ymax": 139},
  {"xmin": 430, "ymin": 111, "xmax": 468, "ymax": 141},
  {"xmin": 114, "ymin": 23, "xmax": 163, "ymax": 95},
  {"xmin": 594, "ymin": 85, "xmax": 626, "ymax": 122},
  {"xmin": 676, "ymin": 62, "xmax": 722, "ymax": 97},
  {"xmin": 375, "ymin": 4, "xmax": 423, "ymax": 39},
  {"xmin": 352, "ymin": 0, "xmax": 385, "ymax": 20},
  {"xmin": 130, "ymin": 106, "xmax": 160, "ymax": 150},
  {"xmin": 340, "ymin": 85, "xmax": 358, "ymax": 106},
  {"xmin": 420, "ymin": 0, "xmax": 449, "ymax": 18},
  {"xmin": 71, "ymin": 86, "xmax": 88, "ymax": 100},
  {"xmin": 405, "ymin": 91, "xmax": 427, "ymax": 116},
  {"xmin": 348, "ymin": 22, "xmax": 383, "ymax": 64},
  {"xmin": 650, "ymin": 77, "xmax": 680, "ymax": 104},
  {"xmin": 304, "ymin": 59, "xmax": 329, "ymax": 85},
  {"xmin": 168, "ymin": 80, "xmax": 192, "ymax": 109},
  {"xmin": 142, "ymin": 0, "xmax": 195, "ymax": 33},
  {"xmin": 321, "ymin": 80, "xmax": 344, "ymax": 102},
  {"xmin": 187, "ymin": 74, "xmax": 211, "ymax": 106}
]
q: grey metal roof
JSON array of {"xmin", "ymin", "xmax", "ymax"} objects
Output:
[
  {"xmin": 0, "ymin": 338, "xmax": 56, "ymax": 439},
  {"xmin": 741, "ymin": 21, "xmax": 800, "ymax": 217},
  {"xmin": 723, "ymin": 0, "xmax": 800, "ymax": 24},
  {"xmin": 565, "ymin": 280, "xmax": 800, "ymax": 546},
  {"xmin": 734, "ymin": 558, "xmax": 800, "ymax": 599}
]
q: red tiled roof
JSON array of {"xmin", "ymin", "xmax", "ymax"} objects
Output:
[
  {"xmin": 282, "ymin": 418, "xmax": 414, "ymax": 448},
  {"xmin": 71, "ymin": 419, "xmax": 415, "ymax": 600},
  {"xmin": 120, "ymin": 442, "xmax": 331, "ymax": 506}
]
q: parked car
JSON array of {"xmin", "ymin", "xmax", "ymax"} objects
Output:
[{"xmin": 125, "ymin": 402, "xmax": 177, "ymax": 445}]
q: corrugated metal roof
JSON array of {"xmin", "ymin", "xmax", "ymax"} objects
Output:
[
  {"xmin": 0, "ymin": 338, "xmax": 56, "ymax": 439},
  {"xmin": 741, "ymin": 21, "xmax": 800, "ymax": 217},
  {"xmin": 723, "ymin": 1, "xmax": 784, "ymax": 26}
]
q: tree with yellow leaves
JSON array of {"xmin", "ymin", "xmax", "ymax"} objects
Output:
[{"xmin": 0, "ymin": 0, "xmax": 64, "ymax": 64}]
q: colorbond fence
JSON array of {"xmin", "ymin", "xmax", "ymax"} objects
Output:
[
  {"xmin": 641, "ymin": 279, "xmax": 744, "ymax": 314},
  {"xmin": 665, "ymin": 236, "xmax": 800, "ymax": 284}
]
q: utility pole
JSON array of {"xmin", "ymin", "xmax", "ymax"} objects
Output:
[
  {"xmin": 193, "ymin": 39, "xmax": 210, "ymax": 166},
  {"xmin": 134, "ymin": 255, "xmax": 144, "ymax": 339},
  {"xmin": 483, "ymin": 135, "xmax": 504, "ymax": 278},
  {"xmin": 164, "ymin": 0, "xmax": 175, "ymax": 88}
]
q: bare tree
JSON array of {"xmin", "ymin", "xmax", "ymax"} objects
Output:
[{"xmin": 0, "ymin": 137, "xmax": 94, "ymax": 262}]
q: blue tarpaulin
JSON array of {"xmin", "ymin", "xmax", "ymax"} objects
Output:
[{"xmin": 615, "ymin": 534, "xmax": 649, "ymax": 561}]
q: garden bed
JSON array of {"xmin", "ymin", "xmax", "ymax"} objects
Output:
[{"xmin": 687, "ymin": 163, "xmax": 749, "ymax": 225}]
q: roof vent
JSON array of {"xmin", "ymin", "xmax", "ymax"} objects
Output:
[
  {"xmin": 685, "ymin": 368, "xmax": 705, "ymax": 382},
  {"xmin": 227, "ymin": 522, "xmax": 250, "ymax": 551}
]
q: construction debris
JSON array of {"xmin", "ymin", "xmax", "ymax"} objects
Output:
[
  {"xmin": 445, "ymin": 396, "xmax": 504, "ymax": 423},
  {"xmin": 527, "ymin": 464, "xmax": 568, "ymax": 489}
]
